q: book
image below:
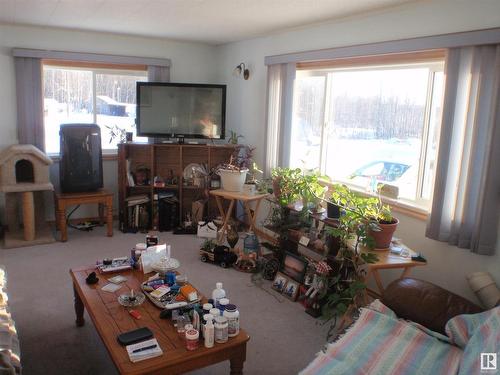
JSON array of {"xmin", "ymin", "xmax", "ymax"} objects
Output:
[
  {"xmin": 126, "ymin": 338, "xmax": 163, "ymax": 363},
  {"xmin": 126, "ymin": 194, "xmax": 150, "ymax": 207}
]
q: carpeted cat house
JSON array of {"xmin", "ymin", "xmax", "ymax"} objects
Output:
[{"xmin": 0, "ymin": 144, "xmax": 55, "ymax": 248}]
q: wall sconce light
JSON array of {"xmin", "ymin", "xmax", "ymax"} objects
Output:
[{"xmin": 233, "ymin": 62, "xmax": 250, "ymax": 80}]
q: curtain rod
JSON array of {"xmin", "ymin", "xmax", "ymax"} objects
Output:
[
  {"xmin": 12, "ymin": 48, "xmax": 171, "ymax": 67},
  {"xmin": 264, "ymin": 27, "xmax": 500, "ymax": 65}
]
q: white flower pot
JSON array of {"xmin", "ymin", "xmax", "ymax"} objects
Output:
[{"xmin": 218, "ymin": 169, "xmax": 248, "ymax": 192}]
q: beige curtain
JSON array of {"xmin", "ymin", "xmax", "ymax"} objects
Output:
[
  {"xmin": 263, "ymin": 62, "xmax": 296, "ymax": 176},
  {"xmin": 147, "ymin": 65, "xmax": 170, "ymax": 82},
  {"xmin": 14, "ymin": 57, "xmax": 44, "ymax": 150},
  {"xmin": 426, "ymin": 45, "xmax": 500, "ymax": 255}
]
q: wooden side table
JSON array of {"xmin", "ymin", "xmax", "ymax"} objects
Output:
[
  {"xmin": 54, "ymin": 189, "xmax": 113, "ymax": 242},
  {"xmin": 209, "ymin": 189, "xmax": 269, "ymax": 244},
  {"xmin": 364, "ymin": 246, "xmax": 427, "ymax": 296}
]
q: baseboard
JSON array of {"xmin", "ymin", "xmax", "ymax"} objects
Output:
[{"xmin": 47, "ymin": 215, "xmax": 119, "ymax": 226}]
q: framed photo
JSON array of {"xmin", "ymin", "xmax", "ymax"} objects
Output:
[
  {"xmin": 283, "ymin": 278, "xmax": 300, "ymax": 301},
  {"xmin": 282, "ymin": 252, "xmax": 308, "ymax": 283},
  {"xmin": 272, "ymin": 272, "xmax": 288, "ymax": 293}
]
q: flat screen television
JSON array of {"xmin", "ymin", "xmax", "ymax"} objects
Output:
[{"xmin": 136, "ymin": 82, "xmax": 226, "ymax": 139}]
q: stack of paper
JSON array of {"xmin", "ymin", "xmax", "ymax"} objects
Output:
[{"xmin": 126, "ymin": 338, "xmax": 163, "ymax": 363}]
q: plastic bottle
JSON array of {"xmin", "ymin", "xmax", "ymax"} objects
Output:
[
  {"xmin": 204, "ymin": 317, "xmax": 215, "ymax": 348},
  {"xmin": 212, "ymin": 282, "xmax": 226, "ymax": 307},
  {"xmin": 218, "ymin": 298, "xmax": 230, "ymax": 315},
  {"xmin": 224, "ymin": 304, "xmax": 240, "ymax": 337},
  {"xmin": 185, "ymin": 329, "xmax": 199, "ymax": 351},
  {"xmin": 214, "ymin": 316, "xmax": 228, "ymax": 343}
]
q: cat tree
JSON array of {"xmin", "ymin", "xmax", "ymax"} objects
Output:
[{"xmin": 0, "ymin": 145, "xmax": 55, "ymax": 248}]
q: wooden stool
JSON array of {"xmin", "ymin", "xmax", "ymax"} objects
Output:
[{"xmin": 54, "ymin": 189, "xmax": 113, "ymax": 242}]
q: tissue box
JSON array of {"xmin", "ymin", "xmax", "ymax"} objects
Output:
[{"xmin": 197, "ymin": 221, "xmax": 218, "ymax": 238}]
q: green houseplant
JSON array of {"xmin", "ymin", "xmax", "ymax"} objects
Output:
[
  {"xmin": 331, "ymin": 184, "xmax": 398, "ymax": 249},
  {"xmin": 318, "ymin": 185, "xmax": 379, "ymax": 338},
  {"xmin": 217, "ymin": 145, "xmax": 255, "ymax": 192},
  {"xmin": 297, "ymin": 170, "xmax": 329, "ymax": 213}
]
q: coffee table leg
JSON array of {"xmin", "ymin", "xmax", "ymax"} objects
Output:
[
  {"xmin": 73, "ymin": 284, "xmax": 85, "ymax": 327},
  {"xmin": 230, "ymin": 345, "xmax": 246, "ymax": 375}
]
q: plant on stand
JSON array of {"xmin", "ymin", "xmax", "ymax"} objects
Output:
[
  {"xmin": 298, "ymin": 170, "xmax": 329, "ymax": 213},
  {"xmin": 216, "ymin": 145, "xmax": 255, "ymax": 192},
  {"xmin": 317, "ymin": 185, "xmax": 380, "ymax": 340}
]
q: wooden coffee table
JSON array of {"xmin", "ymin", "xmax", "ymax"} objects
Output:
[{"xmin": 70, "ymin": 266, "xmax": 249, "ymax": 374}]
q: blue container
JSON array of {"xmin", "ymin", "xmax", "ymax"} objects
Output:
[
  {"xmin": 165, "ymin": 272, "xmax": 176, "ymax": 285},
  {"xmin": 243, "ymin": 232, "xmax": 259, "ymax": 255}
]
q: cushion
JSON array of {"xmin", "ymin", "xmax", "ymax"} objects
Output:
[{"xmin": 382, "ymin": 278, "xmax": 483, "ymax": 334}]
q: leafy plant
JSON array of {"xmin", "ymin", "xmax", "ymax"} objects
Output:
[
  {"xmin": 271, "ymin": 167, "xmax": 303, "ymax": 207},
  {"xmin": 200, "ymin": 238, "xmax": 216, "ymax": 252},
  {"xmin": 217, "ymin": 144, "xmax": 256, "ymax": 172},
  {"xmin": 316, "ymin": 184, "xmax": 382, "ymax": 337},
  {"xmin": 227, "ymin": 131, "xmax": 243, "ymax": 144},
  {"xmin": 297, "ymin": 170, "xmax": 329, "ymax": 212}
]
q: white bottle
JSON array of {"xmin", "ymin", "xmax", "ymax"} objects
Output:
[
  {"xmin": 204, "ymin": 318, "xmax": 215, "ymax": 348},
  {"xmin": 212, "ymin": 282, "xmax": 226, "ymax": 307}
]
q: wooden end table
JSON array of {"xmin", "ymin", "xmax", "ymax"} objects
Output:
[
  {"xmin": 209, "ymin": 189, "xmax": 269, "ymax": 244},
  {"xmin": 55, "ymin": 189, "xmax": 113, "ymax": 242},
  {"xmin": 70, "ymin": 266, "xmax": 249, "ymax": 374},
  {"xmin": 364, "ymin": 246, "xmax": 427, "ymax": 296}
]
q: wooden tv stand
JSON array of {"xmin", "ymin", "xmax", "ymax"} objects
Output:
[{"xmin": 118, "ymin": 143, "xmax": 235, "ymax": 232}]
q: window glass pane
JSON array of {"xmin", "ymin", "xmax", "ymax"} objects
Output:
[
  {"xmin": 43, "ymin": 67, "xmax": 93, "ymax": 154},
  {"xmin": 421, "ymin": 71, "xmax": 444, "ymax": 200},
  {"xmin": 290, "ymin": 74, "xmax": 325, "ymax": 170},
  {"xmin": 96, "ymin": 73, "xmax": 147, "ymax": 149},
  {"xmin": 324, "ymin": 67, "xmax": 430, "ymax": 201}
]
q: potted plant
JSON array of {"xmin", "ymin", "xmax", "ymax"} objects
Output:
[
  {"xmin": 297, "ymin": 170, "xmax": 329, "ymax": 213},
  {"xmin": 243, "ymin": 162, "xmax": 263, "ymax": 195},
  {"xmin": 318, "ymin": 192, "xmax": 379, "ymax": 339},
  {"xmin": 227, "ymin": 130, "xmax": 243, "ymax": 145},
  {"xmin": 330, "ymin": 184, "xmax": 398, "ymax": 249},
  {"xmin": 217, "ymin": 145, "xmax": 254, "ymax": 192},
  {"xmin": 271, "ymin": 167, "xmax": 302, "ymax": 207}
]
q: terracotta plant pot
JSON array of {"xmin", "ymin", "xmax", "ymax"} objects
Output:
[{"xmin": 368, "ymin": 218, "xmax": 399, "ymax": 249}]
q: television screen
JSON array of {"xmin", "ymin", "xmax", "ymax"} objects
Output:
[{"xmin": 136, "ymin": 82, "xmax": 226, "ymax": 139}]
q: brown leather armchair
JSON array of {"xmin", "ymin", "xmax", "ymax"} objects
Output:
[{"xmin": 381, "ymin": 278, "xmax": 483, "ymax": 334}]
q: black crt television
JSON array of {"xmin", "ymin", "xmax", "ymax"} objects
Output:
[{"xmin": 136, "ymin": 82, "xmax": 226, "ymax": 139}]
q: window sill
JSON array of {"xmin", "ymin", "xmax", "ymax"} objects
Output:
[
  {"xmin": 50, "ymin": 153, "xmax": 118, "ymax": 162},
  {"xmin": 321, "ymin": 180, "xmax": 429, "ymax": 221}
]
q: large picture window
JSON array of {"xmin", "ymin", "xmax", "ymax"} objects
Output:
[
  {"xmin": 291, "ymin": 59, "xmax": 444, "ymax": 208},
  {"xmin": 42, "ymin": 63, "xmax": 147, "ymax": 154}
]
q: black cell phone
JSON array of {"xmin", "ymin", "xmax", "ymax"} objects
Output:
[{"xmin": 117, "ymin": 327, "xmax": 153, "ymax": 346}]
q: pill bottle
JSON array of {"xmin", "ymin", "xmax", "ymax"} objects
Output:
[
  {"xmin": 185, "ymin": 329, "xmax": 199, "ymax": 351},
  {"xmin": 223, "ymin": 304, "xmax": 240, "ymax": 337},
  {"xmin": 214, "ymin": 316, "xmax": 228, "ymax": 344}
]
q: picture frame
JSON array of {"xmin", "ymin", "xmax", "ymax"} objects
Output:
[
  {"xmin": 281, "ymin": 252, "xmax": 308, "ymax": 283},
  {"xmin": 283, "ymin": 278, "xmax": 300, "ymax": 301},
  {"xmin": 272, "ymin": 272, "xmax": 288, "ymax": 293}
]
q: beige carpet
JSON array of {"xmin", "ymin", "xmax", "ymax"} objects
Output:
[{"xmin": 0, "ymin": 224, "xmax": 328, "ymax": 375}]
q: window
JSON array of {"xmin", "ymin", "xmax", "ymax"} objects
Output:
[
  {"xmin": 42, "ymin": 63, "xmax": 147, "ymax": 154},
  {"xmin": 290, "ymin": 58, "xmax": 445, "ymax": 209}
]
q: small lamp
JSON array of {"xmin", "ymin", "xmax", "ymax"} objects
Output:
[{"xmin": 233, "ymin": 63, "xmax": 250, "ymax": 80}]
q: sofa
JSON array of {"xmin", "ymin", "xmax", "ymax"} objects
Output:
[
  {"xmin": 0, "ymin": 267, "xmax": 21, "ymax": 375},
  {"xmin": 300, "ymin": 278, "xmax": 499, "ymax": 375}
]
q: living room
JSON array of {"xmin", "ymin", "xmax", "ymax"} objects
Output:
[{"xmin": 0, "ymin": 0, "xmax": 499, "ymax": 374}]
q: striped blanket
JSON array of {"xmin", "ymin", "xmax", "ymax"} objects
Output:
[{"xmin": 300, "ymin": 301, "xmax": 463, "ymax": 375}]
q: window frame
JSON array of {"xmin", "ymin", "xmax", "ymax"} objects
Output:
[
  {"xmin": 42, "ymin": 60, "xmax": 147, "ymax": 156},
  {"xmin": 292, "ymin": 58, "xmax": 445, "ymax": 212}
]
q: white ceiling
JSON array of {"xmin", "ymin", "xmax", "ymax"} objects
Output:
[{"xmin": 0, "ymin": 0, "xmax": 417, "ymax": 45}]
